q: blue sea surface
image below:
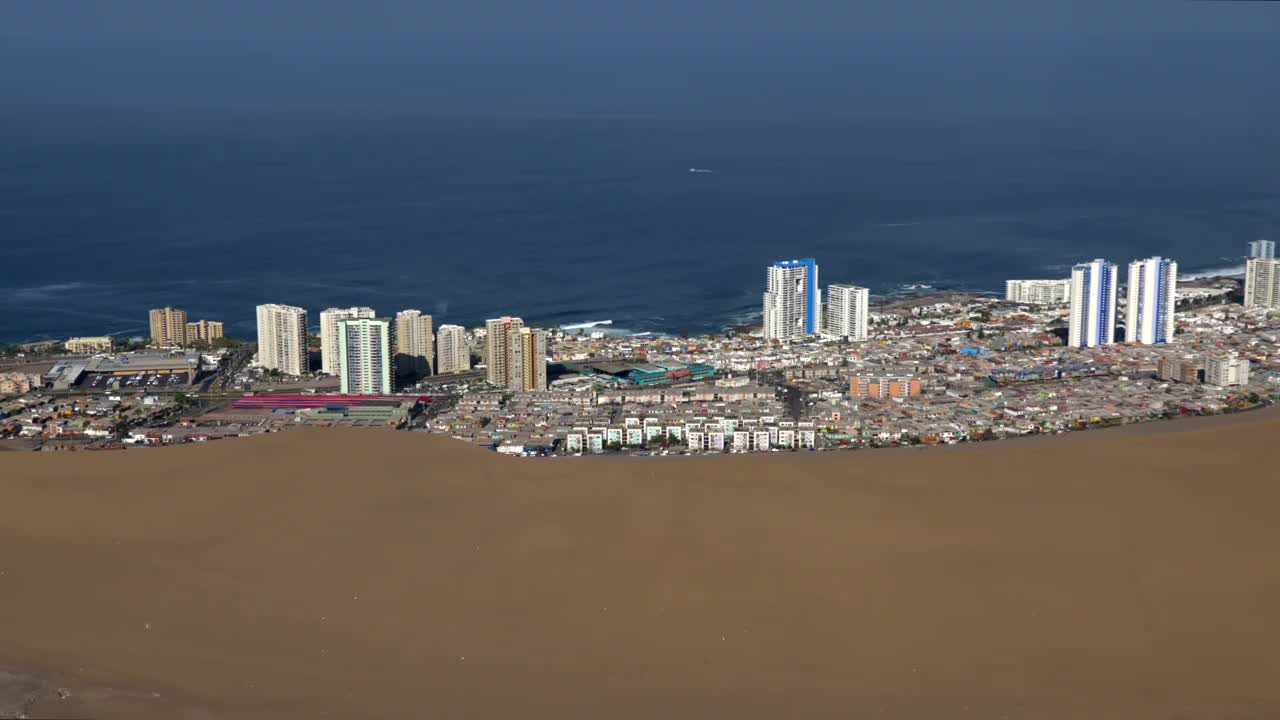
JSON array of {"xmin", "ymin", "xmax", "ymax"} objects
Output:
[{"xmin": 2, "ymin": 110, "xmax": 1278, "ymax": 342}]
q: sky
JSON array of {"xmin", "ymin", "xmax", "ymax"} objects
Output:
[{"xmin": 1, "ymin": 1, "xmax": 1278, "ymax": 115}]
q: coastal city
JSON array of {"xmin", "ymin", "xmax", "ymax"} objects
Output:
[{"xmin": 3, "ymin": 240, "xmax": 1279, "ymax": 456}]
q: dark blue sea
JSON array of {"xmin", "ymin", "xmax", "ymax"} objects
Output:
[{"xmin": 3, "ymin": 110, "xmax": 1278, "ymax": 342}]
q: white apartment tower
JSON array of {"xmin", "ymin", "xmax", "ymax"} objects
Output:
[
  {"xmin": 1125, "ymin": 256, "xmax": 1177, "ymax": 344},
  {"xmin": 394, "ymin": 309, "xmax": 434, "ymax": 378},
  {"xmin": 1248, "ymin": 239, "xmax": 1275, "ymax": 260},
  {"xmin": 338, "ymin": 317, "xmax": 394, "ymax": 395},
  {"xmin": 1244, "ymin": 258, "xmax": 1280, "ymax": 309},
  {"xmin": 255, "ymin": 304, "xmax": 308, "ymax": 376},
  {"xmin": 763, "ymin": 258, "xmax": 820, "ymax": 342},
  {"xmin": 1005, "ymin": 279, "xmax": 1071, "ymax": 305},
  {"xmin": 825, "ymin": 284, "xmax": 869, "ymax": 341},
  {"xmin": 319, "ymin": 306, "xmax": 376, "ymax": 375},
  {"xmin": 1206, "ymin": 354, "xmax": 1251, "ymax": 388},
  {"xmin": 436, "ymin": 324, "xmax": 471, "ymax": 374},
  {"xmin": 1068, "ymin": 259, "xmax": 1117, "ymax": 348}
]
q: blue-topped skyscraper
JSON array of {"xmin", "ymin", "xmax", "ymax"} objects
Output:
[
  {"xmin": 763, "ymin": 258, "xmax": 820, "ymax": 341},
  {"xmin": 1249, "ymin": 239, "xmax": 1275, "ymax": 260},
  {"xmin": 1125, "ymin": 256, "xmax": 1178, "ymax": 344},
  {"xmin": 1068, "ymin": 259, "xmax": 1117, "ymax": 348}
]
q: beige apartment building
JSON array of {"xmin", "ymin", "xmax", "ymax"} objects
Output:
[
  {"xmin": 149, "ymin": 307, "xmax": 189, "ymax": 346},
  {"xmin": 394, "ymin": 309, "xmax": 434, "ymax": 378},
  {"xmin": 517, "ymin": 327, "xmax": 548, "ymax": 392},
  {"xmin": 186, "ymin": 319, "xmax": 225, "ymax": 344},
  {"xmin": 484, "ymin": 317, "xmax": 546, "ymax": 391},
  {"xmin": 435, "ymin": 324, "xmax": 471, "ymax": 374},
  {"xmin": 485, "ymin": 316, "xmax": 524, "ymax": 387},
  {"xmin": 65, "ymin": 336, "xmax": 113, "ymax": 354}
]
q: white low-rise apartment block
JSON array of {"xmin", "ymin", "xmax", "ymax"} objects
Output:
[
  {"xmin": 565, "ymin": 419, "xmax": 815, "ymax": 454},
  {"xmin": 1006, "ymin": 279, "xmax": 1071, "ymax": 305}
]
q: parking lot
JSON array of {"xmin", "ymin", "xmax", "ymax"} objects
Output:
[{"xmin": 83, "ymin": 372, "xmax": 191, "ymax": 390}]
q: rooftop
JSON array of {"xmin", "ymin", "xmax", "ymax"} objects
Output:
[{"xmin": 85, "ymin": 352, "xmax": 202, "ymax": 373}]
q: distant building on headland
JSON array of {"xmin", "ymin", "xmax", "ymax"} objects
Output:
[
  {"xmin": 1125, "ymin": 256, "xmax": 1177, "ymax": 345},
  {"xmin": 825, "ymin": 284, "xmax": 869, "ymax": 341},
  {"xmin": 320, "ymin": 307, "xmax": 376, "ymax": 375},
  {"xmin": 435, "ymin": 324, "xmax": 471, "ymax": 374},
  {"xmin": 763, "ymin": 258, "xmax": 820, "ymax": 341},
  {"xmin": 338, "ymin": 317, "xmax": 395, "ymax": 395},
  {"xmin": 255, "ymin": 303, "xmax": 308, "ymax": 376},
  {"xmin": 1205, "ymin": 354, "xmax": 1250, "ymax": 388},
  {"xmin": 1244, "ymin": 258, "xmax": 1280, "ymax": 309},
  {"xmin": 1068, "ymin": 259, "xmax": 1117, "ymax": 348},
  {"xmin": 1005, "ymin": 279, "xmax": 1070, "ymax": 305},
  {"xmin": 1248, "ymin": 239, "xmax": 1275, "ymax": 260},
  {"xmin": 850, "ymin": 375, "xmax": 921, "ymax": 400},
  {"xmin": 65, "ymin": 336, "xmax": 112, "ymax": 354}
]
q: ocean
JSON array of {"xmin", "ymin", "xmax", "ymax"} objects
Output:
[{"xmin": 2, "ymin": 110, "xmax": 1278, "ymax": 342}]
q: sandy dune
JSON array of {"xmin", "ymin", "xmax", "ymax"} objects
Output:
[{"xmin": 2, "ymin": 413, "xmax": 1279, "ymax": 719}]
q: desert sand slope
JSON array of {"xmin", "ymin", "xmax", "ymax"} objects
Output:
[{"xmin": 2, "ymin": 414, "xmax": 1279, "ymax": 719}]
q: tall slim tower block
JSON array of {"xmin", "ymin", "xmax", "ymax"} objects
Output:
[
  {"xmin": 320, "ymin": 307, "xmax": 376, "ymax": 375},
  {"xmin": 484, "ymin": 317, "xmax": 546, "ymax": 391},
  {"xmin": 394, "ymin": 309, "xmax": 434, "ymax": 378},
  {"xmin": 255, "ymin": 304, "xmax": 308, "ymax": 376},
  {"xmin": 825, "ymin": 284, "xmax": 869, "ymax": 341},
  {"xmin": 485, "ymin": 316, "xmax": 524, "ymax": 387},
  {"xmin": 338, "ymin": 317, "xmax": 394, "ymax": 395},
  {"xmin": 1068, "ymin": 259, "xmax": 1117, "ymax": 348},
  {"xmin": 1125, "ymin": 256, "xmax": 1177, "ymax": 344},
  {"xmin": 763, "ymin": 258, "xmax": 820, "ymax": 341},
  {"xmin": 1244, "ymin": 258, "xmax": 1280, "ymax": 309},
  {"xmin": 517, "ymin": 327, "xmax": 548, "ymax": 392},
  {"xmin": 436, "ymin": 325, "xmax": 471, "ymax": 374},
  {"xmin": 149, "ymin": 307, "xmax": 189, "ymax": 346}
]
